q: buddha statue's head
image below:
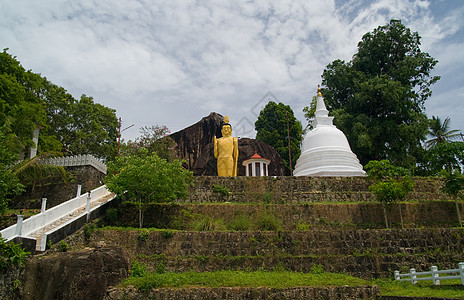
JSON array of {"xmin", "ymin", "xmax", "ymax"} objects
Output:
[{"xmin": 221, "ymin": 116, "xmax": 232, "ymax": 137}]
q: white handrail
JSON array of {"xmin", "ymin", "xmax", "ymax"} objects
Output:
[
  {"xmin": 0, "ymin": 185, "xmax": 110, "ymax": 241},
  {"xmin": 40, "ymin": 154, "xmax": 107, "ymax": 174}
]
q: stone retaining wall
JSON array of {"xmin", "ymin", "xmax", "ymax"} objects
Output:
[
  {"xmin": 111, "ymin": 201, "xmax": 462, "ymax": 229},
  {"xmin": 186, "ymin": 177, "xmax": 447, "ymax": 203},
  {"xmin": 104, "ymin": 286, "xmax": 380, "ymax": 300},
  {"xmin": 89, "ymin": 228, "xmax": 464, "ymax": 278}
]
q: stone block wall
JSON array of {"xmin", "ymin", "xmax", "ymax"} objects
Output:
[
  {"xmin": 88, "ymin": 228, "xmax": 464, "ymax": 279},
  {"xmin": 186, "ymin": 176, "xmax": 447, "ymax": 203}
]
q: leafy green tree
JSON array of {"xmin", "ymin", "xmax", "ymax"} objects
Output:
[
  {"xmin": 120, "ymin": 125, "xmax": 177, "ymax": 161},
  {"xmin": 0, "ymin": 50, "xmax": 47, "ymax": 154},
  {"xmin": 426, "ymin": 116, "xmax": 461, "ymax": 148},
  {"xmin": 442, "ymin": 172, "xmax": 464, "ymax": 227},
  {"xmin": 105, "ymin": 150, "xmax": 193, "ymax": 228},
  {"xmin": 302, "ymin": 96, "xmax": 317, "ymax": 131},
  {"xmin": 62, "ymin": 94, "xmax": 118, "ymax": 161},
  {"xmin": 319, "ymin": 20, "xmax": 439, "ymax": 168},
  {"xmin": 1, "ymin": 49, "xmax": 119, "ymax": 161},
  {"xmin": 365, "ymin": 160, "xmax": 415, "ymax": 228},
  {"xmin": 0, "ymin": 126, "xmax": 24, "ymax": 212},
  {"xmin": 421, "ymin": 142, "xmax": 464, "ymax": 175},
  {"xmin": 255, "ymin": 101, "xmax": 303, "ymax": 174}
]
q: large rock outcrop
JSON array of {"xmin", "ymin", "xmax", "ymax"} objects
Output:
[
  {"xmin": 171, "ymin": 113, "xmax": 286, "ymax": 176},
  {"xmin": 170, "ymin": 112, "xmax": 224, "ymax": 170},
  {"xmin": 20, "ymin": 246, "xmax": 130, "ymax": 300}
]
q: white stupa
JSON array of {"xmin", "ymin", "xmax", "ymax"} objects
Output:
[{"xmin": 293, "ymin": 86, "xmax": 365, "ymax": 177}]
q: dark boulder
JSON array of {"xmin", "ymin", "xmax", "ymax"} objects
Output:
[
  {"xmin": 20, "ymin": 246, "xmax": 130, "ymax": 300},
  {"xmin": 170, "ymin": 112, "xmax": 224, "ymax": 170}
]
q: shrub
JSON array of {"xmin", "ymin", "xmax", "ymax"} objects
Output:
[
  {"xmin": 191, "ymin": 215, "xmax": 225, "ymax": 231},
  {"xmin": 0, "ymin": 238, "xmax": 30, "ymax": 270},
  {"xmin": 130, "ymin": 261, "xmax": 147, "ymax": 278},
  {"xmin": 228, "ymin": 213, "xmax": 252, "ymax": 231},
  {"xmin": 255, "ymin": 212, "xmax": 282, "ymax": 231},
  {"xmin": 58, "ymin": 240, "xmax": 69, "ymax": 252},
  {"xmin": 105, "ymin": 208, "xmax": 118, "ymax": 225},
  {"xmin": 212, "ymin": 184, "xmax": 230, "ymax": 197},
  {"xmin": 139, "ymin": 229, "xmax": 149, "ymax": 242}
]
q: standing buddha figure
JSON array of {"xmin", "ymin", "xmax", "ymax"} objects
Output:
[{"xmin": 213, "ymin": 115, "xmax": 239, "ymax": 176}]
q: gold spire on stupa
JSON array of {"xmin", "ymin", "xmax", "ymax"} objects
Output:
[{"xmin": 317, "ymin": 85, "xmax": 322, "ymax": 97}]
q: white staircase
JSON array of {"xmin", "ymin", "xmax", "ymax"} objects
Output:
[{"xmin": 0, "ymin": 185, "xmax": 116, "ymax": 251}]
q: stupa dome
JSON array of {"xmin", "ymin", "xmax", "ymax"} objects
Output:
[{"xmin": 293, "ymin": 87, "xmax": 365, "ymax": 177}]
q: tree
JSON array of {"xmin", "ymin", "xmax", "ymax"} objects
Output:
[
  {"xmin": 0, "ymin": 125, "xmax": 24, "ymax": 212},
  {"xmin": 120, "ymin": 125, "xmax": 177, "ymax": 161},
  {"xmin": 105, "ymin": 150, "xmax": 193, "ymax": 228},
  {"xmin": 62, "ymin": 94, "xmax": 118, "ymax": 161},
  {"xmin": 365, "ymin": 160, "xmax": 415, "ymax": 228},
  {"xmin": 421, "ymin": 142, "xmax": 464, "ymax": 175},
  {"xmin": 255, "ymin": 101, "xmax": 303, "ymax": 173},
  {"xmin": 319, "ymin": 20, "xmax": 440, "ymax": 168},
  {"xmin": 302, "ymin": 96, "xmax": 317, "ymax": 131},
  {"xmin": 426, "ymin": 116, "xmax": 461, "ymax": 148},
  {"xmin": 1, "ymin": 49, "xmax": 119, "ymax": 161},
  {"xmin": 0, "ymin": 50, "xmax": 47, "ymax": 154},
  {"xmin": 442, "ymin": 172, "xmax": 464, "ymax": 227}
]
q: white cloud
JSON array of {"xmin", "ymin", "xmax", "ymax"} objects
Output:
[{"xmin": 1, "ymin": 0, "xmax": 463, "ymax": 139}]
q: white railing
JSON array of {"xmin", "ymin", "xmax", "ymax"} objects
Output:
[
  {"xmin": 40, "ymin": 154, "xmax": 107, "ymax": 174},
  {"xmin": 394, "ymin": 263, "xmax": 464, "ymax": 285},
  {"xmin": 0, "ymin": 185, "xmax": 111, "ymax": 241}
]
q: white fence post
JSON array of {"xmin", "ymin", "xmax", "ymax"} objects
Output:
[
  {"xmin": 15, "ymin": 214, "xmax": 23, "ymax": 236},
  {"xmin": 76, "ymin": 185, "xmax": 82, "ymax": 197},
  {"xmin": 41, "ymin": 198, "xmax": 47, "ymax": 214},
  {"xmin": 86, "ymin": 191, "xmax": 91, "ymax": 222},
  {"xmin": 394, "ymin": 270, "xmax": 400, "ymax": 281},
  {"xmin": 459, "ymin": 262, "xmax": 464, "ymax": 286},
  {"xmin": 431, "ymin": 266, "xmax": 440, "ymax": 285},
  {"xmin": 410, "ymin": 268, "xmax": 417, "ymax": 284}
]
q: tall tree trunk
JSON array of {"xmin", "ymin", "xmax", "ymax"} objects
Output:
[
  {"xmin": 455, "ymin": 198, "xmax": 462, "ymax": 227},
  {"xmin": 383, "ymin": 205, "xmax": 389, "ymax": 228},
  {"xmin": 399, "ymin": 203, "xmax": 404, "ymax": 229}
]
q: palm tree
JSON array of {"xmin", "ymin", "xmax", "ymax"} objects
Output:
[{"xmin": 426, "ymin": 116, "xmax": 461, "ymax": 148}]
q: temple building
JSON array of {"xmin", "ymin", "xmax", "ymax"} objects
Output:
[{"xmin": 293, "ymin": 87, "xmax": 365, "ymax": 177}]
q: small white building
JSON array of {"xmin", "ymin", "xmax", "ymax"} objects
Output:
[{"xmin": 242, "ymin": 152, "xmax": 271, "ymax": 176}]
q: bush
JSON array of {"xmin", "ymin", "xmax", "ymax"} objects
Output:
[
  {"xmin": 212, "ymin": 184, "xmax": 229, "ymax": 197},
  {"xmin": 58, "ymin": 240, "xmax": 69, "ymax": 252},
  {"xmin": 0, "ymin": 238, "xmax": 30, "ymax": 270},
  {"xmin": 228, "ymin": 213, "xmax": 252, "ymax": 231},
  {"xmin": 191, "ymin": 215, "xmax": 225, "ymax": 231},
  {"xmin": 130, "ymin": 261, "xmax": 147, "ymax": 278},
  {"xmin": 105, "ymin": 207, "xmax": 118, "ymax": 225},
  {"xmin": 255, "ymin": 212, "xmax": 282, "ymax": 231},
  {"xmin": 139, "ymin": 229, "xmax": 149, "ymax": 241}
]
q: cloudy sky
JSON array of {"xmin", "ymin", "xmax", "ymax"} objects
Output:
[{"xmin": 1, "ymin": 0, "xmax": 463, "ymax": 141}]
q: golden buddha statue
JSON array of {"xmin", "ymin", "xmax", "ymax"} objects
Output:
[{"xmin": 214, "ymin": 116, "xmax": 239, "ymax": 176}]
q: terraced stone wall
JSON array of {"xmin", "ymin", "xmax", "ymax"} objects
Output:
[
  {"xmin": 87, "ymin": 228, "xmax": 464, "ymax": 279},
  {"xmin": 186, "ymin": 177, "xmax": 447, "ymax": 203}
]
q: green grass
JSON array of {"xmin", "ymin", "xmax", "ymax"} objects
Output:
[
  {"xmin": 121, "ymin": 270, "xmax": 369, "ymax": 291},
  {"xmin": 375, "ymin": 278, "xmax": 464, "ymax": 298},
  {"xmin": 121, "ymin": 269, "xmax": 464, "ymax": 298}
]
